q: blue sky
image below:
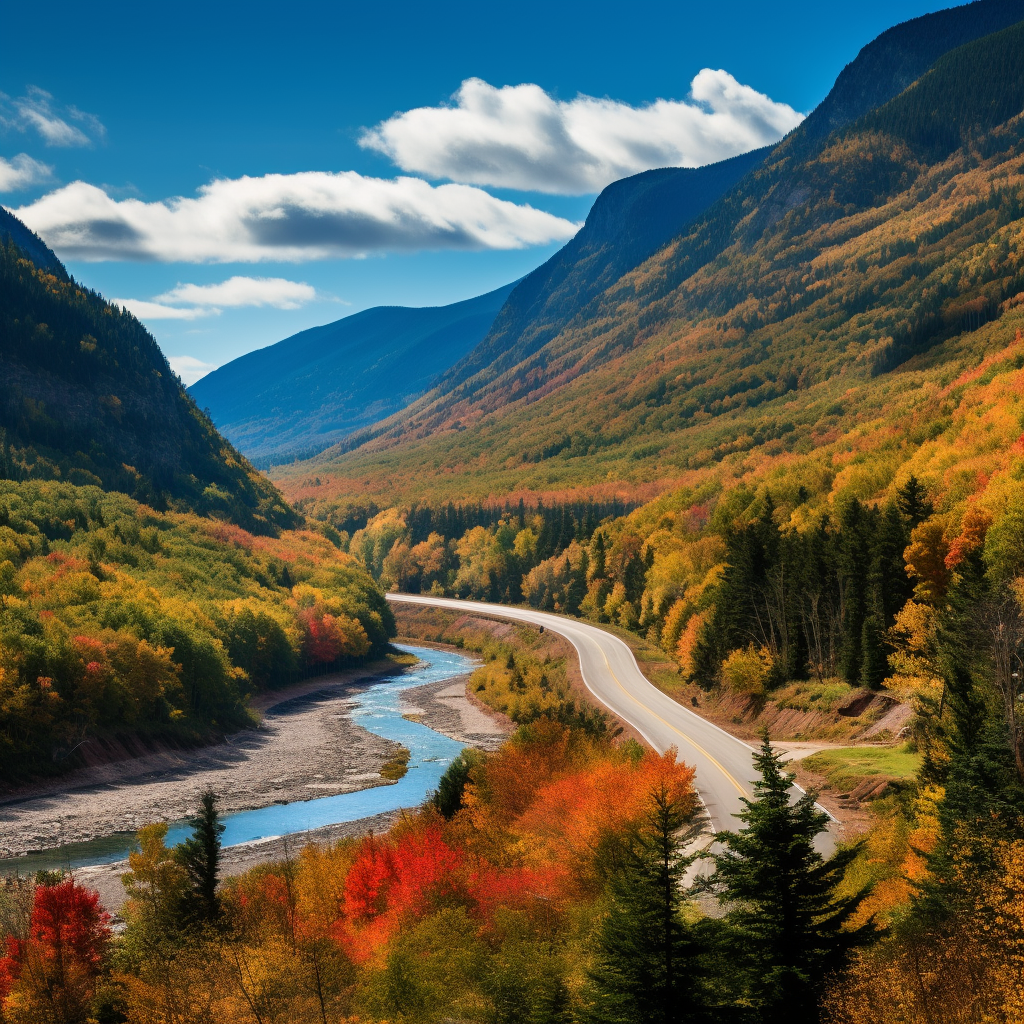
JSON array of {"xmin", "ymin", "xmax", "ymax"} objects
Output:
[{"xmin": 2, "ymin": 0, "xmax": 953, "ymax": 382}]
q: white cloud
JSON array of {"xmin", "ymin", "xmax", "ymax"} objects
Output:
[
  {"xmin": 0, "ymin": 153, "xmax": 52, "ymax": 191},
  {"xmin": 114, "ymin": 298, "xmax": 213, "ymax": 320},
  {"xmin": 360, "ymin": 71, "xmax": 804, "ymax": 195},
  {"xmin": 168, "ymin": 355, "xmax": 218, "ymax": 385},
  {"xmin": 116, "ymin": 276, "xmax": 320, "ymax": 320},
  {"xmin": 156, "ymin": 276, "xmax": 318, "ymax": 309},
  {"xmin": 14, "ymin": 171, "xmax": 579, "ymax": 262},
  {"xmin": 0, "ymin": 87, "xmax": 105, "ymax": 148}
]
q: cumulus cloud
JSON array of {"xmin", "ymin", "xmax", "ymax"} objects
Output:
[
  {"xmin": 0, "ymin": 87, "xmax": 105, "ymax": 147},
  {"xmin": 116, "ymin": 276, "xmax": 321, "ymax": 320},
  {"xmin": 14, "ymin": 171, "xmax": 579, "ymax": 262},
  {"xmin": 360, "ymin": 71, "xmax": 804, "ymax": 194},
  {"xmin": 168, "ymin": 355, "xmax": 218, "ymax": 385},
  {"xmin": 0, "ymin": 153, "xmax": 52, "ymax": 191}
]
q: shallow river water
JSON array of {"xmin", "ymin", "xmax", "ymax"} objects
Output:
[{"xmin": 1, "ymin": 644, "xmax": 473, "ymax": 875}]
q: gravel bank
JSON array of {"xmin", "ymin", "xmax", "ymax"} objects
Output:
[{"xmin": 0, "ymin": 660, "xmax": 411, "ymax": 858}]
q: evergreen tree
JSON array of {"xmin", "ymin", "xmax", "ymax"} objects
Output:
[
  {"xmin": 175, "ymin": 789, "xmax": 224, "ymax": 927},
  {"xmin": 895, "ymin": 474, "xmax": 933, "ymax": 527},
  {"xmin": 591, "ymin": 533, "xmax": 607, "ymax": 580},
  {"xmin": 532, "ymin": 974, "xmax": 572, "ymax": 1024},
  {"xmin": 837, "ymin": 500, "xmax": 870, "ymax": 685},
  {"xmin": 870, "ymin": 502, "xmax": 912, "ymax": 624},
  {"xmin": 708, "ymin": 735, "xmax": 874, "ymax": 1023},
  {"xmin": 859, "ymin": 613, "xmax": 888, "ymax": 689},
  {"xmin": 920, "ymin": 550, "xmax": 1024, "ymax": 915},
  {"xmin": 432, "ymin": 749, "xmax": 481, "ymax": 818},
  {"xmin": 565, "ymin": 549, "xmax": 588, "ymax": 616},
  {"xmin": 585, "ymin": 788, "xmax": 711, "ymax": 1024}
]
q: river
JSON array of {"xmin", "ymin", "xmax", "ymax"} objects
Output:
[{"xmin": 0, "ymin": 644, "xmax": 475, "ymax": 876}]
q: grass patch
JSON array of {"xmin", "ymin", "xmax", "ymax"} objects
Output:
[
  {"xmin": 801, "ymin": 744, "xmax": 921, "ymax": 792},
  {"xmin": 380, "ymin": 747, "xmax": 411, "ymax": 780},
  {"xmin": 773, "ymin": 680, "xmax": 855, "ymax": 714},
  {"xmin": 388, "ymin": 649, "xmax": 420, "ymax": 667}
]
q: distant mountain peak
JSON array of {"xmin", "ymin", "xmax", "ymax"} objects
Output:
[{"xmin": 0, "ymin": 206, "xmax": 68, "ymax": 278}]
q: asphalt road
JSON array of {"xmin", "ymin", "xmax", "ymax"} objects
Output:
[{"xmin": 388, "ymin": 593, "xmax": 834, "ymax": 853}]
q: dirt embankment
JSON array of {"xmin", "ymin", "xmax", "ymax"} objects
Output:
[{"xmin": 691, "ymin": 687, "xmax": 915, "ymax": 745}]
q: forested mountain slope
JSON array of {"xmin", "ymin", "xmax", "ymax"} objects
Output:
[
  {"xmin": 0, "ymin": 208, "xmax": 65, "ymax": 276},
  {"xmin": 0, "ymin": 216, "xmax": 396, "ymax": 782},
  {"xmin": 288, "ymin": 0, "xmax": 1024, "ymax": 484},
  {"xmin": 424, "ymin": 150, "xmax": 770, "ymax": 403},
  {"xmin": 410, "ymin": 0, "xmax": 1024, "ymax": 422},
  {"xmin": 277, "ymin": 9, "xmax": 1024, "ymax": 518},
  {"xmin": 191, "ymin": 281, "xmax": 516, "ymax": 467},
  {"xmin": 0, "ymin": 215, "xmax": 293, "ymax": 533}
]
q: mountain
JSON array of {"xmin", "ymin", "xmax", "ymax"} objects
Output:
[
  {"xmin": 295, "ymin": 0, "xmax": 1024, "ymax": 482},
  {"xmin": 274, "ymin": 3, "xmax": 1024, "ymax": 519},
  {"xmin": 190, "ymin": 281, "xmax": 517, "ymax": 467},
  {"xmin": 0, "ymin": 211, "xmax": 394, "ymax": 781},
  {"xmin": 0, "ymin": 208, "xmax": 65, "ymax": 277},
  {"xmin": 430, "ymin": 149, "xmax": 771, "ymax": 401},
  {"xmin": 0, "ymin": 211, "xmax": 294, "ymax": 533}
]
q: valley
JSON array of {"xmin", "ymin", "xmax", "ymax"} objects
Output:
[{"xmin": 4, "ymin": 1, "xmax": 1024, "ymax": 1020}]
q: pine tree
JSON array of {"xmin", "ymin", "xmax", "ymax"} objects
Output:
[
  {"xmin": 565, "ymin": 548, "xmax": 588, "ymax": 616},
  {"xmin": 590, "ymin": 533, "xmax": 607, "ymax": 580},
  {"xmin": 432, "ymin": 749, "xmax": 482, "ymax": 818},
  {"xmin": 837, "ymin": 499, "xmax": 870, "ymax": 685},
  {"xmin": 709, "ymin": 734, "xmax": 874, "ymax": 1023},
  {"xmin": 859, "ymin": 613, "xmax": 888, "ymax": 689},
  {"xmin": 895, "ymin": 474, "xmax": 934, "ymax": 527},
  {"xmin": 585, "ymin": 788, "xmax": 711, "ymax": 1024},
  {"xmin": 175, "ymin": 789, "xmax": 225, "ymax": 927},
  {"xmin": 532, "ymin": 973, "xmax": 572, "ymax": 1024}
]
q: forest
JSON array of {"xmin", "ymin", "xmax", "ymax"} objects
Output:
[
  {"xmin": 2, "ymin": 597, "xmax": 1022, "ymax": 1021},
  {"xmin": 0, "ymin": 480, "xmax": 393, "ymax": 782},
  {"xmin": 0, "ymin": 238, "xmax": 293, "ymax": 535},
  {"xmin": 4, "ymin": 9, "xmax": 1024, "ymax": 1022}
]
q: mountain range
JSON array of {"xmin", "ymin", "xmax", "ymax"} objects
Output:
[
  {"xmin": 192, "ymin": 147, "xmax": 774, "ymax": 468},
  {"xmin": 269, "ymin": 0, "xmax": 1024, "ymax": 522},
  {"xmin": 190, "ymin": 281, "xmax": 517, "ymax": 467}
]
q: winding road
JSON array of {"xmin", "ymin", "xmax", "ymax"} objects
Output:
[{"xmin": 388, "ymin": 593, "xmax": 835, "ymax": 853}]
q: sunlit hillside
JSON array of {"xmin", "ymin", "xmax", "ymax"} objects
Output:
[{"xmin": 276, "ymin": 21, "xmax": 1024, "ymax": 527}]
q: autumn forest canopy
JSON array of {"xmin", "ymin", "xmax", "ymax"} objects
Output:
[{"xmin": 5, "ymin": 3, "xmax": 1024, "ymax": 1023}]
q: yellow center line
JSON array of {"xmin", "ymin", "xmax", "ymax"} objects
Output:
[
  {"xmin": 389, "ymin": 597, "xmax": 748, "ymax": 799},
  {"xmin": 596, "ymin": 647, "xmax": 748, "ymax": 797}
]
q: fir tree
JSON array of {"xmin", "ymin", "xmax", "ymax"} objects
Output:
[
  {"xmin": 175, "ymin": 790, "xmax": 225, "ymax": 927},
  {"xmin": 895, "ymin": 474, "xmax": 934, "ymax": 528},
  {"xmin": 585, "ymin": 787, "xmax": 711, "ymax": 1024},
  {"xmin": 837, "ymin": 499, "xmax": 870, "ymax": 685},
  {"xmin": 859, "ymin": 613, "xmax": 888, "ymax": 689},
  {"xmin": 708, "ymin": 734, "xmax": 874, "ymax": 1023}
]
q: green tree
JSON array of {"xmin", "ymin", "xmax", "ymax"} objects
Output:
[
  {"xmin": 175, "ymin": 790, "xmax": 225, "ymax": 927},
  {"xmin": 837, "ymin": 499, "xmax": 870, "ymax": 685},
  {"xmin": 585, "ymin": 787, "xmax": 712, "ymax": 1024},
  {"xmin": 708, "ymin": 734, "xmax": 873, "ymax": 1023},
  {"xmin": 431, "ymin": 749, "xmax": 482, "ymax": 818},
  {"xmin": 895, "ymin": 474, "xmax": 933, "ymax": 528},
  {"xmin": 859, "ymin": 613, "xmax": 888, "ymax": 689}
]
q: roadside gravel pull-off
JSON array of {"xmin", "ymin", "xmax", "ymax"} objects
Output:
[{"xmin": 0, "ymin": 664, "xmax": 407, "ymax": 858}]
